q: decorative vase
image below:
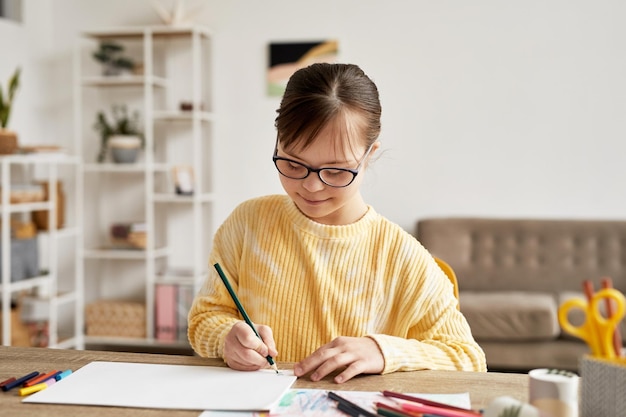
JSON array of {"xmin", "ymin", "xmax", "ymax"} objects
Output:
[{"xmin": 108, "ymin": 135, "xmax": 141, "ymax": 163}]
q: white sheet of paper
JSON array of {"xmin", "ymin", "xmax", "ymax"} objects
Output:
[{"xmin": 23, "ymin": 361, "xmax": 297, "ymax": 411}]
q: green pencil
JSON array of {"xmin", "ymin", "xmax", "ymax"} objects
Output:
[{"xmin": 213, "ymin": 263, "xmax": 279, "ymax": 373}]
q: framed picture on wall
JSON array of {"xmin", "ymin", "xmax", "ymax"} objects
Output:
[
  {"xmin": 172, "ymin": 165, "xmax": 194, "ymax": 196},
  {"xmin": 267, "ymin": 39, "xmax": 339, "ymax": 97}
]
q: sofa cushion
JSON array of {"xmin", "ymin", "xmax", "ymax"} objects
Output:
[{"xmin": 461, "ymin": 291, "xmax": 560, "ymax": 341}]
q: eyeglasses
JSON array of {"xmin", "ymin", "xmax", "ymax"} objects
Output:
[{"xmin": 273, "ymin": 144, "xmax": 374, "ymax": 188}]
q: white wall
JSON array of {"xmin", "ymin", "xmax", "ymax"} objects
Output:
[
  {"xmin": 4, "ymin": 0, "xmax": 626, "ymax": 233},
  {"xmin": 0, "ymin": 0, "xmax": 58, "ymax": 144}
]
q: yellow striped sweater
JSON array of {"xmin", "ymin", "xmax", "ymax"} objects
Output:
[{"xmin": 188, "ymin": 195, "xmax": 486, "ymax": 373}]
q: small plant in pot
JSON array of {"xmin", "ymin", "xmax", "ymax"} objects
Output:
[
  {"xmin": 92, "ymin": 41, "xmax": 135, "ymax": 76},
  {"xmin": 0, "ymin": 67, "xmax": 20, "ymax": 154},
  {"xmin": 93, "ymin": 105, "xmax": 144, "ymax": 163}
]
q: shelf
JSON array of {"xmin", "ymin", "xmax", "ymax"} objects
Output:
[
  {"xmin": 51, "ymin": 337, "xmax": 81, "ymax": 350},
  {"xmin": 153, "ymin": 110, "xmax": 214, "ymax": 122},
  {"xmin": 84, "ymin": 335, "xmax": 192, "ymax": 350},
  {"xmin": 0, "ymin": 154, "xmax": 79, "ymax": 164},
  {"xmin": 83, "ymin": 163, "xmax": 146, "ymax": 173},
  {"xmin": 0, "ymin": 274, "xmax": 51, "ymax": 293},
  {"xmin": 39, "ymin": 226, "xmax": 80, "ymax": 240},
  {"xmin": 152, "ymin": 193, "xmax": 215, "ymax": 203},
  {"xmin": 82, "ymin": 75, "xmax": 167, "ymax": 88},
  {"xmin": 55, "ymin": 291, "xmax": 78, "ymax": 306},
  {"xmin": 83, "ymin": 247, "xmax": 169, "ymax": 260},
  {"xmin": 78, "ymin": 25, "xmax": 213, "ymax": 353},
  {"xmin": 82, "ymin": 25, "xmax": 212, "ymax": 40},
  {"xmin": 0, "ymin": 155, "xmax": 82, "ymax": 349},
  {"xmin": 0, "ymin": 201, "xmax": 53, "ymax": 213},
  {"xmin": 152, "ymin": 163, "xmax": 214, "ymax": 174},
  {"xmin": 155, "ymin": 272, "xmax": 207, "ymax": 286}
]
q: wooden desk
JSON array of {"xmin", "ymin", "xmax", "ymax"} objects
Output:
[{"xmin": 0, "ymin": 346, "xmax": 528, "ymax": 417}]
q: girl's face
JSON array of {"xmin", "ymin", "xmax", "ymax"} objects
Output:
[{"xmin": 275, "ymin": 120, "xmax": 379, "ymax": 226}]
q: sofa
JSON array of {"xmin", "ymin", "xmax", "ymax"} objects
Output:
[{"xmin": 415, "ymin": 217, "xmax": 626, "ymax": 372}]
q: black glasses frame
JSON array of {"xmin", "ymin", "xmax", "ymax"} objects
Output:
[{"xmin": 272, "ymin": 144, "xmax": 373, "ymax": 188}]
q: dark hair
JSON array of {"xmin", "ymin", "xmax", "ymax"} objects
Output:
[{"xmin": 275, "ymin": 63, "xmax": 381, "ymax": 152}]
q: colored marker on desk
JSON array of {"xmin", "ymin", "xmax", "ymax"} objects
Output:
[
  {"xmin": 23, "ymin": 370, "xmax": 60, "ymax": 387},
  {"xmin": 382, "ymin": 390, "xmax": 482, "ymax": 416},
  {"xmin": 0, "ymin": 377, "xmax": 17, "ymax": 390},
  {"xmin": 213, "ymin": 263, "xmax": 279, "ymax": 373},
  {"xmin": 328, "ymin": 391, "xmax": 379, "ymax": 417},
  {"xmin": 1, "ymin": 371, "xmax": 39, "ymax": 392},
  {"xmin": 375, "ymin": 403, "xmax": 412, "ymax": 417},
  {"xmin": 55, "ymin": 369, "xmax": 73, "ymax": 381},
  {"xmin": 337, "ymin": 402, "xmax": 371, "ymax": 417},
  {"xmin": 399, "ymin": 401, "xmax": 480, "ymax": 417},
  {"xmin": 19, "ymin": 378, "xmax": 56, "ymax": 396}
]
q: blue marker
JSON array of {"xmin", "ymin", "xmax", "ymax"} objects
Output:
[
  {"xmin": 55, "ymin": 369, "xmax": 73, "ymax": 381},
  {"xmin": 1, "ymin": 371, "xmax": 39, "ymax": 392}
]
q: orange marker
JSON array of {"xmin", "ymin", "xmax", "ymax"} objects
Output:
[{"xmin": 23, "ymin": 370, "xmax": 60, "ymax": 387}]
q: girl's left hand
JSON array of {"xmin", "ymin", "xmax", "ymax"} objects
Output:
[{"xmin": 293, "ymin": 336, "xmax": 384, "ymax": 383}]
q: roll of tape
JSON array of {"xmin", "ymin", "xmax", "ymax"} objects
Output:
[{"xmin": 529, "ymin": 368, "xmax": 579, "ymax": 417}]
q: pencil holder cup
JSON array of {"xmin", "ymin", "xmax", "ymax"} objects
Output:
[{"xmin": 580, "ymin": 355, "xmax": 626, "ymax": 417}]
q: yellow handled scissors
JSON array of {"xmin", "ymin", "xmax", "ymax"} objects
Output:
[{"xmin": 558, "ymin": 287, "xmax": 626, "ymax": 359}]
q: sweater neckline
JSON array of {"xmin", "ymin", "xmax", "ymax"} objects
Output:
[{"xmin": 280, "ymin": 195, "xmax": 377, "ymax": 239}]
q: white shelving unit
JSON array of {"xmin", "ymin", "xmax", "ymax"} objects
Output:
[
  {"xmin": 0, "ymin": 154, "xmax": 83, "ymax": 349},
  {"xmin": 76, "ymin": 26, "xmax": 215, "ymax": 351}
]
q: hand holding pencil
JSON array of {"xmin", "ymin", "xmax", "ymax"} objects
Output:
[{"xmin": 214, "ymin": 263, "xmax": 279, "ymax": 373}]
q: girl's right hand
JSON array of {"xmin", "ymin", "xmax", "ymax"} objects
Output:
[{"xmin": 223, "ymin": 321, "xmax": 278, "ymax": 371}]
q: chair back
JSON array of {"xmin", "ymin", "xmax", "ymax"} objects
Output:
[{"xmin": 434, "ymin": 257, "xmax": 460, "ymax": 310}]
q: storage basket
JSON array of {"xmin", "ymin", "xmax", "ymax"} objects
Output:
[{"xmin": 85, "ymin": 300, "xmax": 146, "ymax": 338}]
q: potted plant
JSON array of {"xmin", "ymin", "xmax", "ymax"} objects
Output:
[
  {"xmin": 93, "ymin": 104, "xmax": 144, "ymax": 163},
  {"xmin": 92, "ymin": 42, "xmax": 135, "ymax": 76},
  {"xmin": 0, "ymin": 67, "xmax": 20, "ymax": 154}
]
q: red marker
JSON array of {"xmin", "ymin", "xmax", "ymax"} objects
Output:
[
  {"xmin": 0, "ymin": 377, "xmax": 17, "ymax": 389},
  {"xmin": 399, "ymin": 401, "xmax": 481, "ymax": 417}
]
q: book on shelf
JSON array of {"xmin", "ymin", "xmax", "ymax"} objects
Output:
[
  {"xmin": 155, "ymin": 283, "xmax": 194, "ymax": 343},
  {"xmin": 177, "ymin": 285, "xmax": 194, "ymax": 341},
  {"xmin": 155, "ymin": 284, "xmax": 176, "ymax": 341}
]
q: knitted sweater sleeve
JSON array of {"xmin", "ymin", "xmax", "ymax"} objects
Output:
[
  {"xmin": 368, "ymin": 245, "xmax": 486, "ymax": 373},
  {"xmin": 187, "ymin": 203, "xmax": 246, "ymax": 360},
  {"xmin": 368, "ymin": 256, "xmax": 487, "ymax": 373}
]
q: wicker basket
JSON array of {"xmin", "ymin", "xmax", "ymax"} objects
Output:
[
  {"xmin": 0, "ymin": 130, "xmax": 18, "ymax": 155},
  {"xmin": 85, "ymin": 300, "xmax": 146, "ymax": 338}
]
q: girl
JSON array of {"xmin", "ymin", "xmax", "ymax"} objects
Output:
[{"xmin": 188, "ymin": 63, "xmax": 486, "ymax": 383}]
